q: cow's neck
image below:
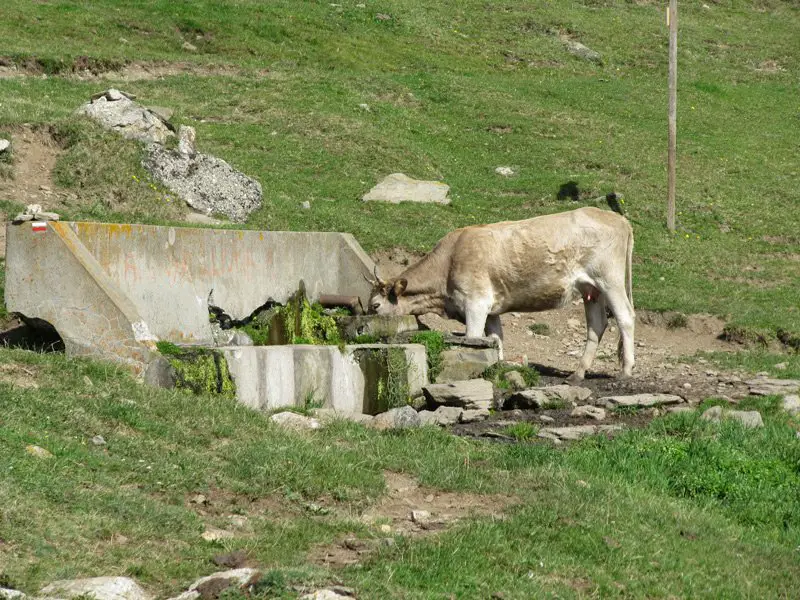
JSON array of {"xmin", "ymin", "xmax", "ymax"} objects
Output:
[{"xmin": 395, "ymin": 235, "xmax": 454, "ymax": 315}]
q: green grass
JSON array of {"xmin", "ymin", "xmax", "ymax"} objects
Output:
[
  {"xmin": 408, "ymin": 331, "xmax": 448, "ymax": 381},
  {"xmin": 483, "ymin": 362, "xmax": 541, "ymax": 389},
  {"xmin": 1, "ymin": 350, "xmax": 799, "ymax": 598},
  {"xmin": 695, "ymin": 350, "xmax": 800, "ymax": 380},
  {"xmin": 0, "ymin": 0, "xmax": 797, "ymax": 341}
]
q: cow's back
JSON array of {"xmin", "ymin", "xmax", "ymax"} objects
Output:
[{"xmin": 447, "ymin": 207, "xmax": 631, "ymax": 312}]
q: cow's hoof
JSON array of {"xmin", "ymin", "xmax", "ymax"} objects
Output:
[{"xmin": 565, "ymin": 373, "xmax": 584, "ymax": 386}]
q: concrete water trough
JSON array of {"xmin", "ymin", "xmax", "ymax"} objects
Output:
[{"xmin": 4, "ymin": 220, "xmax": 428, "ymax": 414}]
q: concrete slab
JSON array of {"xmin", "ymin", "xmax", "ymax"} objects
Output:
[
  {"xmin": 5, "ymin": 221, "xmax": 377, "ymax": 371},
  {"xmin": 220, "ymin": 344, "xmax": 427, "ymax": 415}
]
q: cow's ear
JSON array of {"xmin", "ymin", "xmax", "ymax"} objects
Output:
[{"xmin": 394, "ymin": 279, "xmax": 408, "ymax": 297}]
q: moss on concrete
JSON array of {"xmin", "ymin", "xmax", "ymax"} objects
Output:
[{"xmin": 158, "ymin": 346, "xmax": 236, "ymax": 398}]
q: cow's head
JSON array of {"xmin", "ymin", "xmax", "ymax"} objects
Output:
[{"xmin": 365, "ymin": 267, "xmax": 408, "ymax": 315}]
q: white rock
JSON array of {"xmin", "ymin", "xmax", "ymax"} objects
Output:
[
  {"xmin": 187, "ymin": 569, "xmax": 259, "ymax": 592},
  {"xmin": 270, "ymin": 411, "xmax": 322, "ymax": 431},
  {"xmin": 570, "ymin": 405, "xmax": 606, "ymax": 421},
  {"xmin": 39, "ymin": 577, "xmax": 151, "ymax": 600},
  {"xmin": 781, "ymin": 394, "xmax": 800, "ymax": 415},
  {"xmin": 201, "ymin": 527, "xmax": 234, "ymax": 542},
  {"xmin": 432, "ymin": 405, "xmax": 463, "ymax": 426},
  {"xmin": 0, "ymin": 589, "xmax": 25, "ymax": 600},
  {"xmin": 362, "ymin": 173, "xmax": 450, "ymax": 205},
  {"xmin": 300, "ymin": 590, "xmax": 352, "ymax": 600},
  {"xmin": 597, "ymin": 394, "xmax": 684, "ymax": 408},
  {"xmin": 25, "ymin": 445, "xmax": 53, "ymax": 459},
  {"xmin": 411, "ymin": 509, "xmax": 431, "ymax": 524},
  {"xmin": 494, "ymin": 166, "xmax": 514, "ymax": 176},
  {"xmin": 0, "ymin": 139, "xmax": 10, "ymax": 153},
  {"xmin": 301, "ymin": 201, "xmax": 311, "ymax": 210}
]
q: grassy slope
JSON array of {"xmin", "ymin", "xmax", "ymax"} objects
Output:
[
  {"xmin": 1, "ymin": 350, "xmax": 799, "ymax": 598},
  {"xmin": 0, "ymin": 0, "xmax": 798, "ymax": 337}
]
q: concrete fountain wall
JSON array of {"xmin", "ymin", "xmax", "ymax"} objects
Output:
[{"xmin": 5, "ymin": 221, "xmax": 378, "ymax": 373}]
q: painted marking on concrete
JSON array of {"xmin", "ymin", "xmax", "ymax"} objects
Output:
[{"xmin": 32, "ymin": 222, "xmax": 47, "ymax": 233}]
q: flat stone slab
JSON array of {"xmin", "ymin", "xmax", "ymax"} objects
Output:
[
  {"xmin": 571, "ymin": 405, "xmax": 606, "ymax": 421},
  {"xmin": 538, "ymin": 424, "xmax": 623, "ymax": 442},
  {"xmin": 747, "ymin": 378, "xmax": 800, "ymax": 396},
  {"xmin": 436, "ymin": 347, "xmax": 500, "ymax": 383},
  {"xmin": 505, "ymin": 385, "xmax": 592, "ymax": 409},
  {"xmin": 596, "ymin": 394, "xmax": 684, "ymax": 409},
  {"xmin": 423, "ymin": 379, "xmax": 494, "ymax": 410},
  {"xmin": 781, "ymin": 394, "xmax": 800, "ymax": 415},
  {"xmin": 701, "ymin": 405, "xmax": 764, "ymax": 428},
  {"xmin": 39, "ymin": 577, "xmax": 151, "ymax": 600},
  {"xmin": 362, "ymin": 173, "xmax": 450, "ymax": 205}
]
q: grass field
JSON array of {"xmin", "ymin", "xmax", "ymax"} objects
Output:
[
  {"xmin": 1, "ymin": 0, "xmax": 799, "ymax": 339},
  {"xmin": 1, "ymin": 1, "xmax": 799, "ymax": 597},
  {"xmin": 1, "ymin": 349, "xmax": 799, "ymax": 598}
]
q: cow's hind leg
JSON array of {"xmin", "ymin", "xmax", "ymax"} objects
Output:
[
  {"xmin": 485, "ymin": 314, "xmax": 504, "ymax": 361},
  {"xmin": 604, "ymin": 287, "xmax": 635, "ymax": 378},
  {"xmin": 566, "ymin": 295, "xmax": 608, "ymax": 384}
]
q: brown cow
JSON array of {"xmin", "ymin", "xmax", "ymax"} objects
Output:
[{"xmin": 367, "ymin": 207, "xmax": 635, "ymax": 382}]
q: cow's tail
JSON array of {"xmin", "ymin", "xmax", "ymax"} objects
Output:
[{"xmin": 617, "ymin": 223, "xmax": 634, "ymax": 363}]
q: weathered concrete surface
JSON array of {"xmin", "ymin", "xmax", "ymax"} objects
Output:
[
  {"xmin": 5, "ymin": 221, "xmax": 377, "ymax": 370},
  {"xmin": 220, "ymin": 344, "xmax": 427, "ymax": 415}
]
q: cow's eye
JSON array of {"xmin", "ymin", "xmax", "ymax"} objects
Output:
[{"xmin": 370, "ymin": 302, "xmax": 380, "ymax": 312}]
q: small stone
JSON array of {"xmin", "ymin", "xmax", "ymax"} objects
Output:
[
  {"xmin": 375, "ymin": 13, "xmax": 392, "ymax": 20},
  {"xmin": 683, "ymin": 383, "xmax": 692, "ymax": 389},
  {"xmin": 189, "ymin": 494, "xmax": 207, "ymax": 505},
  {"xmin": 567, "ymin": 317, "xmax": 582, "ymax": 330},
  {"xmin": 182, "ymin": 41, "xmax": 198, "ymax": 52},
  {"xmin": 301, "ymin": 201, "xmax": 311, "ymax": 210},
  {"xmin": 371, "ymin": 405, "xmax": 422, "ymax": 430},
  {"xmin": 229, "ymin": 515, "xmax": 248, "ymax": 528},
  {"xmin": 781, "ymin": 395, "xmax": 800, "ymax": 415},
  {"xmin": 502, "ymin": 370, "xmax": 527, "ymax": 390},
  {"xmin": 83, "ymin": 375, "xmax": 94, "ymax": 387},
  {"xmin": 460, "ymin": 408, "xmax": 490, "ymax": 423},
  {"xmin": 411, "ymin": 509, "xmax": 431, "ymax": 524},
  {"xmin": 25, "ymin": 445, "xmax": 53, "ymax": 459},
  {"xmin": 201, "ymin": 527, "xmax": 235, "ymax": 542},
  {"xmin": 178, "ymin": 125, "xmax": 197, "ymax": 157},
  {"xmin": 105, "ymin": 89, "xmax": 124, "ymax": 101},
  {"xmin": 0, "ymin": 589, "xmax": 25, "ymax": 600},
  {"xmin": 570, "ymin": 405, "xmax": 606, "ymax": 421},
  {"xmin": 495, "ymin": 166, "xmax": 514, "ymax": 176},
  {"xmin": 417, "ymin": 410, "xmax": 437, "ymax": 426},
  {"xmin": 539, "ymin": 415, "xmax": 555, "ymax": 423},
  {"xmin": 270, "ymin": 411, "xmax": 322, "ymax": 431},
  {"xmin": 727, "ymin": 410, "xmax": 764, "ymax": 429},
  {"xmin": 301, "ymin": 591, "xmax": 353, "ymax": 600},
  {"xmin": 432, "ymin": 405, "xmax": 463, "ymax": 426},
  {"xmin": 358, "ymin": 103, "xmax": 371, "ymax": 111},
  {"xmin": 362, "ymin": 173, "xmax": 450, "ymax": 205},
  {"xmin": 379, "ymin": 524, "xmax": 392, "ymax": 534},
  {"xmin": 774, "ymin": 362, "xmax": 788, "ymax": 371},
  {"xmin": 0, "ymin": 139, "xmax": 10, "ymax": 153},
  {"xmin": 39, "ymin": 577, "xmax": 151, "ymax": 600},
  {"xmin": 90, "ymin": 435, "xmax": 107, "ymax": 446}
]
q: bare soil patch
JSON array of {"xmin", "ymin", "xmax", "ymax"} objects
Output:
[
  {"xmin": 0, "ymin": 362, "xmax": 40, "ymax": 389},
  {"xmin": 0, "ymin": 126, "xmax": 64, "ymax": 220},
  {"xmin": 308, "ymin": 470, "xmax": 515, "ymax": 568}
]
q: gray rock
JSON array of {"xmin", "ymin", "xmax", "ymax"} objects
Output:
[
  {"xmin": 538, "ymin": 414, "xmax": 555, "ymax": 423},
  {"xmin": 502, "ymin": 370, "xmax": 527, "ymax": 390},
  {"xmin": 701, "ymin": 406, "xmax": 764, "ymax": 428},
  {"xmin": 178, "ymin": 125, "xmax": 197, "ymax": 157},
  {"xmin": 25, "ymin": 445, "xmax": 53, "ymax": 459},
  {"xmin": 460, "ymin": 408, "xmax": 490, "ymax": 423},
  {"xmin": 362, "ymin": 173, "xmax": 450, "ymax": 205},
  {"xmin": 570, "ymin": 405, "xmax": 606, "ymax": 421},
  {"xmin": 727, "ymin": 410, "xmax": 764, "ymax": 428},
  {"xmin": 187, "ymin": 569, "xmax": 259, "ymax": 593},
  {"xmin": 423, "ymin": 379, "xmax": 494, "ymax": 410},
  {"xmin": 300, "ymin": 590, "xmax": 353, "ymax": 600},
  {"xmin": 781, "ymin": 394, "xmax": 800, "ymax": 415},
  {"xmin": 143, "ymin": 144, "xmax": 262, "ymax": 223},
  {"xmin": 432, "ymin": 405, "xmax": 463, "ymax": 426},
  {"xmin": 506, "ymin": 384, "xmax": 592, "ymax": 409},
  {"xmin": 143, "ymin": 356, "xmax": 177, "ymax": 389},
  {"xmin": 667, "ymin": 405, "xmax": 695, "ymax": 414},
  {"xmin": 301, "ymin": 201, "xmax": 311, "ymax": 210},
  {"xmin": 338, "ymin": 315, "xmax": 418, "ymax": 340},
  {"xmin": 39, "ymin": 577, "xmax": 151, "ymax": 600},
  {"xmin": 411, "ymin": 509, "xmax": 431, "ymax": 524},
  {"xmin": 230, "ymin": 331, "xmax": 254, "ymax": 346},
  {"xmin": 311, "ymin": 408, "xmax": 374, "ymax": 425},
  {"xmin": 563, "ymin": 39, "xmax": 602, "ymax": 63},
  {"xmin": 0, "ymin": 139, "xmax": 10, "ymax": 153},
  {"xmin": 417, "ymin": 410, "xmax": 437, "ymax": 426},
  {"xmin": 538, "ymin": 425, "xmax": 597, "ymax": 441},
  {"xmin": 76, "ymin": 89, "xmax": 175, "ymax": 145},
  {"xmin": 495, "ymin": 166, "xmax": 514, "ymax": 176},
  {"xmin": 182, "ymin": 41, "xmax": 198, "ymax": 52},
  {"xmin": 597, "ymin": 394, "xmax": 684, "ymax": 409},
  {"xmin": 90, "ymin": 435, "xmax": 107, "ymax": 446},
  {"xmin": 435, "ymin": 347, "xmax": 499, "ymax": 383},
  {"xmin": 371, "ymin": 405, "xmax": 421, "ymax": 430},
  {"xmin": 270, "ymin": 411, "xmax": 322, "ymax": 431},
  {"xmin": 700, "ymin": 405, "xmax": 723, "ymax": 422},
  {"xmin": 0, "ymin": 588, "xmax": 25, "ymax": 600},
  {"xmin": 747, "ymin": 378, "xmax": 800, "ymax": 396}
]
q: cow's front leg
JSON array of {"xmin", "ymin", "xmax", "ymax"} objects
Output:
[
  {"xmin": 484, "ymin": 314, "xmax": 504, "ymax": 361},
  {"xmin": 464, "ymin": 302, "xmax": 490, "ymax": 341},
  {"xmin": 567, "ymin": 296, "xmax": 608, "ymax": 384}
]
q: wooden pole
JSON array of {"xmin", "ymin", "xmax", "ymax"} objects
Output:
[{"xmin": 667, "ymin": 0, "xmax": 678, "ymax": 232}]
